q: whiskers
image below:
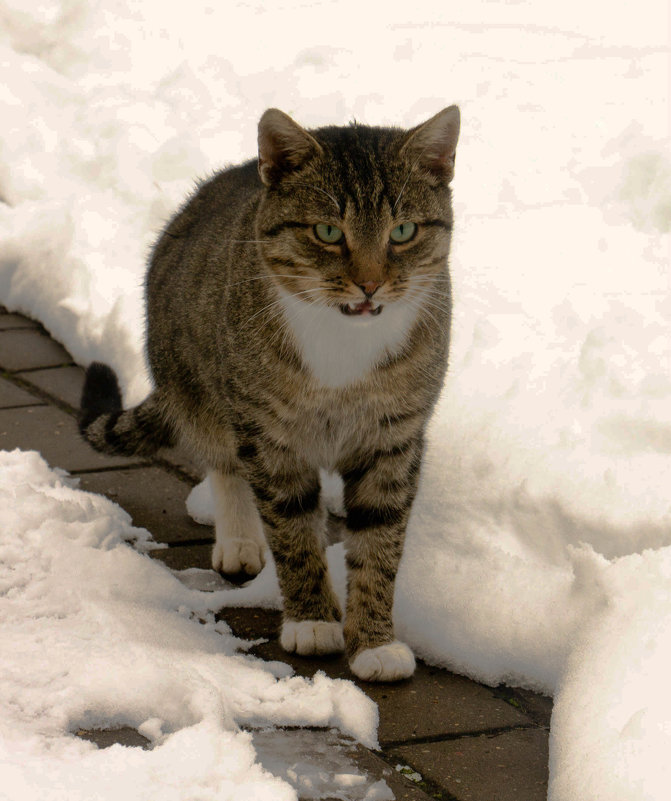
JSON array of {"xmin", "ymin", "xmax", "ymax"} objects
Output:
[
  {"xmin": 392, "ymin": 143, "xmax": 435, "ymax": 213},
  {"xmin": 392, "ymin": 172, "xmax": 413, "ymax": 215},
  {"xmin": 239, "ymin": 268, "xmax": 449, "ymax": 364},
  {"xmin": 224, "ymin": 273, "xmax": 321, "ymax": 289},
  {"xmin": 290, "ymin": 182, "xmax": 342, "ymax": 214},
  {"xmin": 399, "ymin": 273, "xmax": 451, "ymax": 333}
]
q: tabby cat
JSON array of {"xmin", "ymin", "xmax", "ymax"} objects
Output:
[{"xmin": 80, "ymin": 106, "xmax": 460, "ymax": 681}]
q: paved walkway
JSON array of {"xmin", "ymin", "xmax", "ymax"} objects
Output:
[{"xmin": 0, "ymin": 306, "xmax": 552, "ymax": 801}]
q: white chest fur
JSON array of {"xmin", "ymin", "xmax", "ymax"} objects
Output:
[{"xmin": 278, "ymin": 288, "xmax": 418, "ymax": 388}]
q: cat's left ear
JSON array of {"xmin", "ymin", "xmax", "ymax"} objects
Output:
[
  {"xmin": 401, "ymin": 105, "xmax": 461, "ymax": 183},
  {"xmin": 258, "ymin": 109, "xmax": 323, "ymax": 186}
]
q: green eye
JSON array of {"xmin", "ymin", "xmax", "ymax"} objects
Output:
[
  {"xmin": 314, "ymin": 223, "xmax": 344, "ymax": 244},
  {"xmin": 390, "ymin": 222, "xmax": 417, "ymax": 244}
]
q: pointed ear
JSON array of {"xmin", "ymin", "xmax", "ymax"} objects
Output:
[
  {"xmin": 257, "ymin": 109, "xmax": 322, "ymax": 186},
  {"xmin": 401, "ymin": 105, "xmax": 460, "ymax": 183}
]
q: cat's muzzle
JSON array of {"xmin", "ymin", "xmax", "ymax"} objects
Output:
[{"xmin": 341, "ymin": 300, "xmax": 383, "ymax": 316}]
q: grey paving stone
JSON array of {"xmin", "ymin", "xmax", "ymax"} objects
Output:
[
  {"xmin": 0, "ymin": 312, "xmax": 39, "ymax": 330},
  {"xmin": 77, "ymin": 467, "xmax": 210, "ymax": 544},
  {"xmin": 157, "ymin": 445, "xmax": 203, "ymax": 483},
  {"xmin": 0, "ymin": 376, "xmax": 44, "ymax": 408},
  {"xmin": 348, "ymin": 746, "xmax": 436, "ymax": 801},
  {"xmin": 150, "ymin": 542, "xmax": 214, "ymax": 571},
  {"xmin": 217, "ymin": 608, "xmax": 532, "ymax": 744},
  {"xmin": 511, "ymin": 687, "xmax": 553, "ymax": 729},
  {"xmin": 0, "ymin": 328, "xmax": 72, "ymax": 371},
  {"xmin": 0, "ymin": 405, "xmax": 144, "ymax": 471},
  {"xmin": 371, "ymin": 667, "xmax": 532, "ymax": 747},
  {"xmin": 18, "ymin": 364, "xmax": 86, "ymax": 410},
  {"xmin": 75, "ymin": 727, "xmax": 150, "ymax": 750},
  {"xmin": 390, "ymin": 728, "xmax": 549, "ymax": 801}
]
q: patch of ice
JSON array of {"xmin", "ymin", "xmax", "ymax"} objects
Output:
[
  {"xmin": 172, "ymin": 567, "xmax": 236, "ymax": 592},
  {"xmin": 253, "ymin": 728, "xmax": 391, "ymax": 801}
]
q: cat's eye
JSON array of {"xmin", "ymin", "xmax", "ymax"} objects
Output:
[
  {"xmin": 389, "ymin": 222, "xmax": 417, "ymax": 244},
  {"xmin": 314, "ymin": 223, "xmax": 344, "ymax": 245}
]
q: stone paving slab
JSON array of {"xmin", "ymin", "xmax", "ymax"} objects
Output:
[
  {"xmin": 0, "ymin": 327, "xmax": 73, "ymax": 371},
  {"xmin": 18, "ymin": 364, "xmax": 86, "ymax": 410},
  {"xmin": 150, "ymin": 542, "xmax": 214, "ymax": 570},
  {"xmin": 75, "ymin": 726, "xmax": 151, "ymax": 750},
  {"xmin": 499, "ymin": 687, "xmax": 552, "ymax": 729},
  {"xmin": 77, "ymin": 466, "xmax": 211, "ymax": 544},
  {"xmin": 0, "ymin": 311, "xmax": 39, "ymax": 329},
  {"xmin": 390, "ymin": 728, "xmax": 549, "ymax": 801},
  {"xmin": 0, "ymin": 376, "xmax": 45, "ymax": 408},
  {"xmin": 347, "ymin": 747, "xmax": 436, "ymax": 801},
  {"xmin": 0, "ymin": 404, "xmax": 145, "ymax": 471},
  {"xmin": 156, "ymin": 444, "xmax": 204, "ymax": 483},
  {"xmin": 217, "ymin": 607, "xmax": 534, "ymax": 746}
]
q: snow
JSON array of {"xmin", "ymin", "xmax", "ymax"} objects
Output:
[
  {"xmin": 0, "ymin": 1, "xmax": 670, "ymax": 798},
  {"xmin": 549, "ymin": 548, "xmax": 671, "ymax": 801},
  {"xmin": 0, "ymin": 449, "xmax": 378, "ymax": 800}
]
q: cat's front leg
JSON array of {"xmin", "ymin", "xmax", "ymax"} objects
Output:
[
  {"xmin": 338, "ymin": 438, "xmax": 423, "ymax": 681},
  {"xmin": 240, "ymin": 439, "xmax": 344, "ymax": 656}
]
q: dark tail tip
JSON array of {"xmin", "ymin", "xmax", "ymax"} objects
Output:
[{"xmin": 79, "ymin": 362, "xmax": 122, "ymax": 433}]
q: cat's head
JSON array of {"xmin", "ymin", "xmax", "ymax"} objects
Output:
[{"xmin": 256, "ymin": 107, "xmax": 460, "ymax": 320}]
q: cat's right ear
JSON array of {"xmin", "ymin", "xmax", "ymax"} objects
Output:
[{"xmin": 258, "ymin": 109, "xmax": 323, "ymax": 186}]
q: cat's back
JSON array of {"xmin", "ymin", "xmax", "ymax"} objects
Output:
[
  {"xmin": 182, "ymin": 158, "xmax": 260, "ymax": 227},
  {"xmin": 146, "ymin": 158, "xmax": 263, "ymax": 380},
  {"xmin": 147, "ymin": 160, "xmax": 263, "ymax": 288}
]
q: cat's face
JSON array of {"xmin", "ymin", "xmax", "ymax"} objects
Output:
[{"xmin": 256, "ymin": 108, "xmax": 459, "ymax": 324}]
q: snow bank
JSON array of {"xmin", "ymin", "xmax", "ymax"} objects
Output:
[
  {"xmin": 1, "ymin": 1, "xmax": 671, "ymax": 798},
  {"xmin": 0, "ymin": 449, "xmax": 377, "ymax": 801},
  {"xmin": 548, "ymin": 547, "xmax": 671, "ymax": 801}
]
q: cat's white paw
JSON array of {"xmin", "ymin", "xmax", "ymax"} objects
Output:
[
  {"xmin": 349, "ymin": 641, "xmax": 416, "ymax": 681},
  {"xmin": 280, "ymin": 619, "xmax": 345, "ymax": 656},
  {"xmin": 212, "ymin": 538, "xmax": 265, "ymax": 576}
]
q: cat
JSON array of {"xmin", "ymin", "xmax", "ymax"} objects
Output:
[{"xmin": 79, "ymin": 105, "xmax": 460, "ymax": 681}]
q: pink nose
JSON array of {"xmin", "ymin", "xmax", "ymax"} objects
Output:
[{"xmin": 358, "ymin": 281, "xmax": 382, "ymax": 298}]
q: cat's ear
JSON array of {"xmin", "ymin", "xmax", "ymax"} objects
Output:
[
  {"xmin": 401, "ymin": 105, "xmax": 460, "ymax": 183},
  {"xmin": 258, "ymin": 109, "xmax": 323, "ymax": 186}
]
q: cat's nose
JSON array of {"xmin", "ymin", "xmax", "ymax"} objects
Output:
[{"xmin": 358, "ymin": 281, "xmax": 382, "ymax": 299}]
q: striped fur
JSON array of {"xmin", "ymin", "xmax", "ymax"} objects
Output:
[
  {"xmin": 80, "ymin": 362, "xmax": 175, "ymax": 457},
  {"xmin": 79, "ymin": 107, "xmax": 460, "ymax": 681}
]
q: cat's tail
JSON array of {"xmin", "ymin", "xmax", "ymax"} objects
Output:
[{"xmin": 79, "ymin": 362, "xmax": 175, "ymax": 457}]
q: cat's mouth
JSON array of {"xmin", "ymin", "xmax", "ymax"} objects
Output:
[{"xmin": 340, "ymin": 300, "xmax": 383, "ymax": 317}]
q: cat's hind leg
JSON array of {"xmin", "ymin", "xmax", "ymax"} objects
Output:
[{"xmin": 209, "ymin": 471, "xmax": 266, "ymax": 576}]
